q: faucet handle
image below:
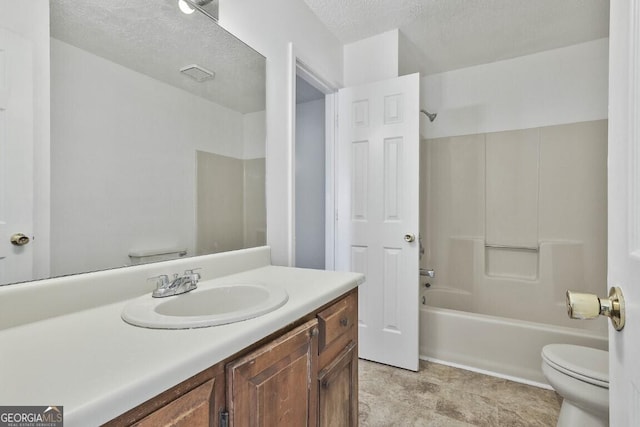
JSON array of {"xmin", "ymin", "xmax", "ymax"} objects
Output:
[
  {"xmin": 184, "ymin": 268, "xmax": 201, "ymax": 287},
  {"xmin": 148, "ymin": 274, "xmax": 170, "ymax": 289},
  {"xmin": 184, "ymin": 268, "xmax": 201, "ymax": 278}
]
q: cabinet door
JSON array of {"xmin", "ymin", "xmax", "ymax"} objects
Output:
[
  {"xmin": 227, "ymin": 319, "xmax": 319, "ymax": 426},
  {"xmin": 105, "ymin": 365, "xmax": 225, "ymax": 427},
  {"xmin": 132, "ymin": 378, "xmax": 219, "ymax": 427},
  {"xmin": 318, "ymin": 341, "xmax": 358, "ymax": 427}
]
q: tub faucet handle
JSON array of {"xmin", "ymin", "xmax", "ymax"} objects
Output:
[{"xmin": 566, "ymin": 287, "xmax": 625, "ymax": 331}]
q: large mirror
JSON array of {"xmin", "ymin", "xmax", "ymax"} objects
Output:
[{"xmin": 2, "ymin": 1, "xmax": 266, "ymax": 285}]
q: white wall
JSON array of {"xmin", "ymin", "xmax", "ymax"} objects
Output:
[
  {"xmin": 344, "ymin": 29, "xmax": 399, "ymax": 87},
  {"xmin": 295, "ymin": 98, "xmax": 326, "ymax": 269},
  {"xmin": 398, "ymin": 31, "xmax": 425, "ymax": 78},
  {"xmin": 242, "ymin": 111, "xmax": 267, "ymax": 249},
  {"xmin": 219, "ymin": 0, "xmax": 343, "ymax": 266},
  {"xmin": 50, "ymin": 39, "xmax": 245, "ymax": 276},
  {"xmin": 243, "ymin": 110, "xmax": 266, "ymax": 159},
  {"xmin": 421, "ymin": 38, "xmax": 609, "ymax": 139},
  {"xmin": 0, "ymin": 2, "xmax": 51, "ymax": 280}
]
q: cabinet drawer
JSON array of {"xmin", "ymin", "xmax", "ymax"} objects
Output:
[{"xmin": 317, "ymin": 292, "xmax": 356, "ymax": 353}]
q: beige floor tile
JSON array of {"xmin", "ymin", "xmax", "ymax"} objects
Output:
[
  {"xmin": 443, "ymin": 365, "xmax": 507, "ymax": 399},
  {"xmin": 359, "ymin": 359, "xmax": 560, "ymax": 427},
  {"xmin": 497, "ymin": 406, "xmax": 558, "ymax": 427},
  {"xmin": 417, "ymin": 359, "xmax": 457, "ymax": 385},
  {"xmin": 434, "ymin": 388, "xmax": 499, "ymax": 426}
]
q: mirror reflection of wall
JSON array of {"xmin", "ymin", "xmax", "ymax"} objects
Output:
[
  {"xmin": 45, "ymin": 1, "xmax": 266, "ymax": 279},
  {"xmin": 196, "ymin": 148, "xmax": 266, "ymax": 255}
]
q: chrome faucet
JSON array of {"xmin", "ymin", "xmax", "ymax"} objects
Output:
[{"xmin": 149, "ymin": 269, "xmax": 201, "ymax": 298}]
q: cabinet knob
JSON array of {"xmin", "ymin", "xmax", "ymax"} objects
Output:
[{"xmin": 340, "ymin": 317, "xmax": 349, "ymax": 327}]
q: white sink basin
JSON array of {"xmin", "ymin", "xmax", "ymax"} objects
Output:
[{"xmin": 121, "ymin": 282, "xmax": 288, "ymax": 329}]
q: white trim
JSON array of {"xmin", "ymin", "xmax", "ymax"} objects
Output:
[
  {"xmin": 324, "ymin": 93, "xmax": 338, "ymax": 270},
  {"xmin": 418, "ymin": 355, "xmax": 554, "ymax": 391},
  {"xmin": 630, "ymin": 0, "xmax": 640, "ymax": 255},
  {"xmin": 297, "ymin": 58, "xmax": 338, "ymax": 95},
  {"xmin": 287, "ymin": 43, "xmax": 296, "ymax": 267}
]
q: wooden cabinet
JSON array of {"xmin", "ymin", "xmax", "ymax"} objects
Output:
[
  {"xmin": 227, "ymin": 319, "xmax": 318, "ymax": 426},
  {"xmin": 104, "ymin": 289, "xmax": 358, "ymax": 427},
  {"xmin": 318, "ymin": 342, "xmax": 358, "ymax": 427},
  {"xmin": 104, "ymin": 363, "xmax": 226, "ymax": 427},
  {"xmin": 133, "ymin": 378, "xmax": 215, "ymax": 427},
  {"xmin": 317, "ymin": 290, "xmax": 358, "ymax": 427},
  {"xmin": 317, "ymin": 290, "xmax": 357, "ymax": 368}
]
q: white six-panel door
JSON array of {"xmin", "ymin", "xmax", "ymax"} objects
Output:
[
  {"xmin": 336, "ymin": 74, "xmax": 420, "ymax": 371},
  {"xmin": 608, "ymin": 1, "xmax": 640, "ymax": 424},
  {"xmin": 0, "ymin": 28, "xmax": 34, "ymax": 285}
]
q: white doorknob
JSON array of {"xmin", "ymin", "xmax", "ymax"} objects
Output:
[
  {"xmin": 566, "ymin": 287, "xmax": 625, "ymax": 331},
  {"xmin": 404, "ymin": 234, "xmax": 415, "ymax": 243}
]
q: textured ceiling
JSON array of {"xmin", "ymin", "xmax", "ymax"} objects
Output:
[
  {"xmin": 50, "ymin": 0, "xmax": 265, "ymax": 113},
  {"xmin": 304, "ymin": 0, "xmax": 610, "ymax": 74}
]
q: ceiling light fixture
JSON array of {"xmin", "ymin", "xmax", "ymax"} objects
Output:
[{"xmin": 178, "ymin": 0, "xmax": 195, "ymax": 14}]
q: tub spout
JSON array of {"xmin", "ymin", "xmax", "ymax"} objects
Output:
[{"xmin": 420, "ymin": 268, "xmax": 435, "ymax": 278}]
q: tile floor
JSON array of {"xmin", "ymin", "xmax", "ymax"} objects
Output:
[{"xmin": 359, "ymin": 359, "xmax": 561, "ymax": 426}]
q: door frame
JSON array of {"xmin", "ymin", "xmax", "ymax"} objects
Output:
[
  {"xmin": 287, "ymin": 43, "xmax": 339, "ymax": 269},
  {"xmin": 607, "ymin": 0, "xmax": 640, "ymax": 423},
  {"xmin": 0, "ymin": 3, "xmax": 51, "ymax": 284}
]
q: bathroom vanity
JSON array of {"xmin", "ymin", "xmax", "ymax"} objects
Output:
[
  {"xmin": 106, "ymin": 289, "xmax": 358, "ymax": 426},
  {"xmin": 0, "ymin": 247, "xmax": 363, "ymax": 427}
]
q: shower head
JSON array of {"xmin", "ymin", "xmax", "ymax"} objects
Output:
[{"xmin": 421, "ymin": 109, "xmax": 437, "ymax": 122}]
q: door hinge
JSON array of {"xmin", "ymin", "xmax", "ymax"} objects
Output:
[{"xmin": 219, "ymin": 410, "xmax": 229, "ymax": 427}]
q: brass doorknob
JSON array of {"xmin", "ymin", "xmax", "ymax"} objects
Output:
[
  {"xmin": 10, "ymin": 233, "xmax": 30, "ymax": 246},
  {"xmin": 566, "ymin": 287, "xmax": 625, "ymax": 331}
]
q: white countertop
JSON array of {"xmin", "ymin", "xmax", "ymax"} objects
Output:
[{"xmin": 0, "ymin": 265, "xmax": 363, "ymax": 426}]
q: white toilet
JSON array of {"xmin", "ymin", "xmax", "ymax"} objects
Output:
[{"xmin": 541, "ymin": 344, "xmax": 609, "ymax": 427}]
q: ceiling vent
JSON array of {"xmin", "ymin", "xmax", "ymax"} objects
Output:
[{"xmin": 180, "ymin": 64, "xmax": 215, "ymax": 82}]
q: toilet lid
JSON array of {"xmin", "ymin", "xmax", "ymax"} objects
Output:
[{"xmin": 542, "ymin": 344, "xmax": 608, "ymax": 388}]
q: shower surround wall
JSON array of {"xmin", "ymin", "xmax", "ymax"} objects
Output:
[
  {"xmin": 421, "ymin": 120, "xmax": 607, "ymax": 333},
  {"xmin": 417, "ymin": 39, "xmax": 609, "ymax": 383},
  {"xmin": 196, "ymin": 152, "xmax": 266, "ymax": 255}
]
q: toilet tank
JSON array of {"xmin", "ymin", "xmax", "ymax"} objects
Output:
[{"xmin": 128, "ymin": 248, "xmax": 188, "ymax": 265}]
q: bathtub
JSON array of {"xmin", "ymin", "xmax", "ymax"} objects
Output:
[{"xmin": 419, "ymin": 305, "xmax": 608, "ymax": 387}]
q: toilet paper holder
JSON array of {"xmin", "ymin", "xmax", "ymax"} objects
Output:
[{"xmin": 566, "ymin": 287, "xmax": 625, "ymax": 331}]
